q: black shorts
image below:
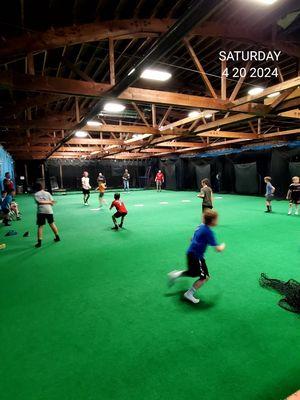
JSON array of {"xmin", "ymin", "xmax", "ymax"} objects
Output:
[
  {"xmin": 202, "ymin": 205, "xmax": 213, "ymax": 212},
  {"xmin": 290, "ymin": 197, "xmax": 300, "ymax": 204},
  {"xmin": 99, "ymin": 192, "xmax": 104, "ymax": 198},
  {"xmin": 37, "ymin": 213, "xmax": 54, "ymax": 226},
  {"xmin": 82, "ymin": 188, "xmax": 90, "ymax": 195},
  {"xmin": 113, "ymin": 211, "xmax": 127, "ymax": 219},
  {"xmin": 186, "ymin": 252, "xmax": 209, "ymax": 280}
]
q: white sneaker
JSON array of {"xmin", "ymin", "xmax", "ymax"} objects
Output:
[
  {"xmin": 167, "ymin": 270, "xmax": 181, "ymax": 287},
  {"xmin": 288, "ymin": 210, "xmax": 292, "ymax": 215},
  {"xmin": 295, "ymin": 210, "xmax": 299, "ymax": 215},
  {"xmin": 184, "ymin": 291, "xmax": 200, "ymax": 304}
]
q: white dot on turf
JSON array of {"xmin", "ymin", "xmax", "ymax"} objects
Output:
[
  {"xmin": 134, "ymin": 204, "xmax": 144, "ymax": 207},
  {"xmin": 215, "ymin": 196, "xmax": 223, "ymax": 199},
  {"xmin": 181, "ymin": 200, "xmax": 191, "ymax": 203},
  {"xmin": 90, "ymin": 208, "xmax": 101, "ymax": 211},
  {"xmin": 160, "ymin": 202, "xmax": 169, "ymax": 205}
]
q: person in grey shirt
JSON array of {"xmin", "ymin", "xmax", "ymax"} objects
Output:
[
  {"xmin": 197, "ymin": 178, "xmax": 213, "ymax": 213},
  {"xmin": 34, "ymin": 182, "xmax": 60, "ymax": 248}
]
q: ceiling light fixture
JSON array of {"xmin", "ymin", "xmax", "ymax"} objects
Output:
[
  {"xmin": 140, "ymin": 68, "xmax": 172, "ymax": 81},
  {"xmin": 248, "ymin": 87, "xmax": 264, "ymax": 96},
  {"xmin": 188, "ymin": 111, "xmax": 201, "ymax": 118},
  {"xmin": 257, "ymin": 0, "xmax": 277, "ymax": 4},
  {"xmin": 75, "ymin": 131, "xmax": 88, "ymax": 138},
  {"xmin": 204, "ymin": 113, "xmax": 213, "ymax": 119},
  {"xmin": 103, "ymin": 102, "xmax": 126, "ymax": 113},
  {"xmin": 87, "ymin": 120, "xmax": 102, "ymax": 127},
  {"xmin": 267, "ymin": 91, "xmax": 280, "ymax": 98}
]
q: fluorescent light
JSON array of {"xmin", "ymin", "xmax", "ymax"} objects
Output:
[
  {"xmin": 128, "ymin": 68, "xmax": 135, "ymax": 76},
  {"xmin": 140, "ymin": 69, "xmax": 172, "ymax": 81},
  {"xmin": 87, "ymin": 120, "xmax": 102, "ymax": 127},
  {"xmin": 103, "ymin": 102, "xmax": 125, "ymax": 113},
  {"xmin": 248, "ymin": 87, "xmax": 264, "ymax": 96},
  {"xmin": 75, "ymin": 130, "xmax": 88, "ymax": 138},
  {"xmin": 204, "ymin": 113, "xmax": 213, "ymax": 119},
  {"xmin": 257, "ymin": 0, "xmax": 277, "ymax": 4},
  {"xmin": 267, "ymin": 91, "xmax": 280, "ymax": 98},
  {"xmin": 188, "ymin": 111, "xmax": 201, "ymax": 118}
]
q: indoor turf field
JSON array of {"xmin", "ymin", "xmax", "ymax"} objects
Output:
[{"xmin": 1, "ymin": 190, "xmax": 300, "ymax": 400}]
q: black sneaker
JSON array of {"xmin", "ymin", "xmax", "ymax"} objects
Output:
[
  {"xmin": 111, "ymin": 226, "xmax": 119, "ymax": 230},
  {"xmin": 35, "ymin": 242, "xmax": 42, "ymax": 248},
  {"xmin": 54, "ymin": 236, "xmax": 60, "ymax": 242}
]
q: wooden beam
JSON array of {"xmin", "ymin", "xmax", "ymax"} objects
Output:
[
  {"xmin": 131, "ymin": 102, "xmax": 150, "ymax": 127},
  {"xmin": 61, "ymin": 56, "xmax": 94, "ymax": 82},
  {"xmin": 197, "ymin": 130, "xmax": 258, "ymax": 139},
  {"xmin": 27, "ymin": 53, "xmax": 35, "ymax": 75},
  {"xmin": 0, "ymin": 72, "xmax": 267, "ymax": 114},
  {"xmin": 109, "ymin": 38, "xmax": 115, "ymax": 86},
  {"xmin": 194, "ymin": 113, "xmax": 252, "ymax": 133},
  {"xmin": 159, "ymin": 110, "xmax": 217, "ymax": 131},
  {"xmin": 229, "ymin": 61, "xmax": 251, "ymax": 101},
  {"xmin": 231, "ymin": 77, "xmax": 300, "ymax": 108},
  {"xmin": 1, "ymin": 19, "xmax": 299, "ymax": 60},
  {"xmin": 69, "ymin": 138, "xmax": 124, "ymax": 145},
  {"xmin": 279, "ymin": 109, "xmax": 300, "ymax": 119},
  {"xmin": 221, "ymin": 59, "xmax": 227, "ymax": 100},
  {"xmin": 184, "ymin": 39, "xmax": 218, "ymax": 99},
  {"xmin": 152, "ymin": 104, "xmax": 157, "ymax": 127},
  {"xmin": 158, "ymin": 106, "xmax": 172, "ymax": 127},
  {"xmin": 156, "ymin": 141, "xmax": 205, "ymax": 148}
]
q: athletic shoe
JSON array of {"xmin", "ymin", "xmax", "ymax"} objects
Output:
[
  {"xmin": 167, "ymin": 270, "xmax": 182, "ymax": 287},
  {"xmin": 295, "ymin": 210, "xmax": 299, "ymax": 215},
  {"xmin": 288, "ymin": 210, "xmax": 292, "ymax": 215},
  {"xmin": 111, "ymin": 226, "xmax": 119, "ymax": 230},
  {"xmin": 35, "ymin": 242, "xmax": 41, "ymax": 248},
  {"xmin": 184, "ymin": 291, "xmax": 200, "ymax": 304},
  {"xmin": 54, "ymin": 236, "xmax": 60, "ymax": 242}
]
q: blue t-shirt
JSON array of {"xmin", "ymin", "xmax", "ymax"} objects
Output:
[
  {"xmin": 187, "ymin": 224, "xmax": 217, "ymax": 259},
  {"xmin": 265, "ymin": 182, "xmax": 273, "ymax": 196},
  {"xmin": 1, "ymin": 194, "xmax": 12, "ymax": 210}
]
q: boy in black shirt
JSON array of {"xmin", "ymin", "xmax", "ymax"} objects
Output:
[{"xmin": 286, "ymin": 176, "xmax": 300, "ymax": 215}]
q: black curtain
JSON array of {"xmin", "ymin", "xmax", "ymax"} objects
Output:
[
  {"xmin": 195, "ymin": 164, "xmax": 211, "ymax": 190},
  {"xmin": 234, "ymin": 162, "xmax": 258, "ymax": 194}
]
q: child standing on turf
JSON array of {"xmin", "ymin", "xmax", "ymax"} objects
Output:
[
  {"xmin": 34, "ymin": 182, "xmax": 60, "ymax": 248},
  {"xmin": 155, "ymin": 170, "xmax": 164, "ymax": 192},
  {"xmin": 264, "ymin": 176, "xmax": 275, "ymax": 213},
  {"xmin": 109, "ymin": 193, "xmax": 127, "ymax": 230},
  {"xmin": 198, "ymin": 178, "xmax": 213, "ymax": 212},
  {"xmin": 98, "ymin": 180, "xmax": 107, "ymax": 208},
  {"xmin": 286, "ymin": 176, "xmax": 300, "ymax": 215},
  {"xmin": 81, "ymin": 171, "xmax": 91, "ymax": 205},
  {"xmin": 168, "ymin": 210, "xmax": 225, "ymax": 304}
]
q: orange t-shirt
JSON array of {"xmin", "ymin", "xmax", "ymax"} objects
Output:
[{"xmin": 98, "ymin": 183, "xmax": 106, "ymax": 193}]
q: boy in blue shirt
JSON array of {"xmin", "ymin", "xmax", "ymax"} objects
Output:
[
  {"xmin": 264, "ymin": 176, "xmax": 275, "ymax": 213},
  {"xmin": 168, "ymin": 210, "xmax": 225, "ymax": 304}
]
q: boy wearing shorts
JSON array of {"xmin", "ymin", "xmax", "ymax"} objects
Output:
[
  {"xmin": 168, "ymin": 210, "xmax": 225, "ymax": 304},
  {"xmin": 109, "ymin": 193, "xmax": 127, "ymax": 230},
  {"xmin": 286, "ymin": 176, "xmax": 300, "ymax": 215},
  {"xmin": 98, "ymin": 181, "xmax": 107, "ymax": 208},
  {"xmin": 34, "ymin": 183, "xmax": 60, "ymax": 248},
  {"xmin": 264, "ymin": 176, "xmax": 275, "ymax": 213},
  {"xmin": 198, "ymin": 178, "xmax": 213, "ymax": 212}
]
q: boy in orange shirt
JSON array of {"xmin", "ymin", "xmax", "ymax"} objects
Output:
[
  {"xmin": 109, "ymin": 193, "xmax": 128, "ymax": 230},
  {"xmin": 98, "ymin": 181, "xmax": 107, "ymax": 208}
]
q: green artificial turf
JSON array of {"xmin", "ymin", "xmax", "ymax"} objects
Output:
[{"xmin": 0, "ymin": 190, "xmax": 300, "ymax": 400}]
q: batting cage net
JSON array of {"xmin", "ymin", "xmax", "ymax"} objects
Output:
[{"xmin": 259, "ymin": 273, "xmax": 300, "ymax": 314}]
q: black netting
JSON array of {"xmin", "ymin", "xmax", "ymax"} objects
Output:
[
  {"xmin": 259, "ymin": 273, "xmax": 300, "ymax": 314},
  {"xmin": 234, "ymin": 162, "xmax": 258, "ymax": 194},
  {"xmin": 195, "ymin": 164, "xmax": 211, "ymax": 190}
]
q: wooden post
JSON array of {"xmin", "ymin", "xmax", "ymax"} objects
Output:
[
  {"xmin": 152, "ymin": 104, "xmax": 156, "ymax": 128},
  {"xmin": 75, "ymin": 97, "xmax": 80, "ymax": 123},
  {"xmin": 221, "ymin": 59, "xmax": 227, "ymax": 100},
  {"xmin": 109, "ymin": 38, "xmax": 115, "ymax": 86},
  {"xmin": 27, "ymin": 53, "xmax": 35, "ymax": 75}
]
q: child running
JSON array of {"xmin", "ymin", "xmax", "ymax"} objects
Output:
[
  {"xmin": 81, "ymin": 171, "xmax": 91, "ymax": 205},
  {"xmin": 197, "ymin": 178, "xmax": 213, "ymax": 212},
  {"xmin": 168, "ymin": 210, "xmax": 225, "ymax": 304},
  {"xmin": 98, "ymin": 180, "xmax": 107, "ymax": 208},
  {"xmin": 286, "ymin": 176, "xmax": 300, "ymax": 215},
  {"xmin": 34, "ymin": 182, "xmax": 60, "ymax": 248},
  {"xmin": 109, "ymin": 193, "xmax": 128, "ymax": 230},
  {"xmin": 264, "ymin": 176, "xmax": 275, "ymax": 213}
]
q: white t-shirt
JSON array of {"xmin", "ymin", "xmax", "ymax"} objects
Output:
[
  {"xmin": 35, "ymin": 190, "xmax": 53, "ymax": 214},
  {"xmin": 81, "ymin": 177, "xmax": 91, "ymax": 190}
]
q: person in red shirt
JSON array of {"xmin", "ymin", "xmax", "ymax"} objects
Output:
[
  {"xmin": 155, "ymin": 170, "xmax": 164, "ymax": 192},
  {"xmin": 109, "ymin": 193, "xmax": 128, "ymax": 230}
]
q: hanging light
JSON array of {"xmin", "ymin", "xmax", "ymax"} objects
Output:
[
  {"xmin": 140, "ymin": 69, "xmax": 172, "ymax": 81},
  {"xmin": 87, "ymin": 120, "xmax": 102, "ymax": 127},
  {"xmin": 248, "ymin": 87, "xmax": 264, "ymax": 96},
  {"xmin": 103, "ymin": 102, "xmax": 126, "ymax": 113},
  {"xmin": 75, "ymin": 131, "xmax": 88, "ymax": 138}
]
